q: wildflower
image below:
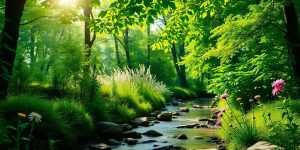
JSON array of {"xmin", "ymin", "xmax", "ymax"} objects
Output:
[
  {"xmin": 249, "ymin": 99, "xmax": 254, "ymax": 103},
  {"xmin": 220, "ymin": 108, "xmax": 226, "ymax": 113},
  {"xmin": 28, "ymin": 112, "xmax": 42, "ymax": 123},
  {"xmin": 220, "ymin": 93, "xmax": 229, "ymax": 99},
  {"xmin": 254, "ymin": 95, "xmax": 261, "ymax": 100},
  {"xmin": 272, "ymin": 79, "xmax": 285, "ymax": 96},
  {"xmin": 216, "ymin": 121, "xmax": 222, "ymax": 126},
  {"xmin": 18, "ymin": 113, "xmax": 26, "ymax": 118},
  {"xmin": 236, "ymin": 97, "xmax": 242, "ymax": 102},
  {"xmin": 217, "ymin": 112, "xmax": 223, "ymax": 118}
]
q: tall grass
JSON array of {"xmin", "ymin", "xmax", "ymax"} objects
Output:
[{"xmin": 99, "ymin": 66, "xmax": 170, "ymax": 117}]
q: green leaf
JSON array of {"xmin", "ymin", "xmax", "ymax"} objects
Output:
[
  {"xmin": 282, "ymin": 112, "xmax": 287, "ymax": 119},
  {"xmin": 20, "ymin": 137, "xmax": 31, "ymax": 141},
  {"xmin": 98, "ymin": 11, "xmax": 107, "ymax": 17},
  {"xmin": 6, "ymin": 125, "xmax": 17, "ymax": 131}
]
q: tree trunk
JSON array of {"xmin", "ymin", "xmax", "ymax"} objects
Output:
[
  {"xmin": 84, "ymin": 5, "xmax": 92, "ymax": 72},
  {"xmin": 123, "ymin": 28, "xmax": 131, "ymax": 68},
  {"xmin": 146, "ymin": 25, "xmax": 151, "ymax": 68},
  {"xmin": 283, "ymin": 3, "xmax": 300, "ymax": 92},
  {"xmin": 171, "ymin": 43, "xmax": 188, "ymax": 88},
  {"xmin": 113, "ymin": 34, "xmax": 121, "ymax": 67},
  {"xmin": 178, "ymin": 43, "xmax": 188, "ymax": 87},
  {"xmin": 0, "ymin": 0, "xmax": 27, "ymax": 100}
]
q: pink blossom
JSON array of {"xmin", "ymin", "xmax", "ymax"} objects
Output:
[
  {"xmin": 271, "ymin": 79, "xmax": 285, "ymax": 96},
  {"xmin": 220, "ymin": 108, "xmax": 226, "ymax": 113},
  {"xmin": 254, "ymin": 95, "xmax": 261, "ymax": 100},
  {"xmin": 216, "ymin": 121, "xmax": 222, "ymax": 126},
  {"xmin": 220, "ymin": 93, "xmax": 229, "ymax": 99},
  {"xmin": 217, "ymin": 112, "xmax": 223, "ymax": 118}
]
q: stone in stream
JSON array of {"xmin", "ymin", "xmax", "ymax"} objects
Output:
[
  {"xmin": 133, "ymin": 117, "xmax": 149, "ymax": 126},
  {"xmin": 197, "ymin": 124, "xmax": 209, "ymax": 128},
  {"xmin": 121, "ymin": 124, "xmax": 133, "ymax": 132},
  {"xmin": 153, "ymin": 145, "xmax": 186, "ymax": 150},
  {"xmin": 157, "ymin": 112, "xmax": 172, "ymax": 121},
  {"xmin": 153, "ymin": 120, "xmax": 160, "ymax": 124},
  {"xmin": 247, "ymin": 141, "xmax": 283, "ymax": 150},
  {"xmin": 206, "ymin": 119, "xmax": 217, "ymax": 126},
  {"xmin": 176, "ymin": 123, "xmax": 199, "ymax": 128},
  {"xmin": 122, "ymin": 131, "xmax": 142, "ymax": 139},
  {"xmin": 179, "ymin": 107, "xmax": 189, "ymax": 112},
  {"xmin": 95, "ymin": 122, "xmax": 123, "ymax": 140},
  {"xmin": 211, "ymin": 114, "xmax": 218, "ymax": 119},
  {"xmin": 105, "ymin": 139, "xmax": 121, "ymax": 146},
  {"xmin": 192, "ymin": 104, "xmax": 204, "ymax": 108},
  {"xmin": 177, "ymin": 134, "xmax": 188, "ymax": 140},
  {"xmin": 125, "ymin": 138, "xmax": 138, "ymax": 145},
  {"xmin": 88, "ymin": 143, "xmax": 111, "ymax": 150},
  {"xmin": 142, "ymin": 130, "xmax": 163, "ymax": 137},
  {"xmin": 217, "ymin": 145, "xmax": 226, "ymax": 150},
  {"xmin": 139, "ymin": 140, "xmax": 157, "ymax": 144},
  {"xmin": 197, "ymin": 117, "xmax": 209, "ymax": 121},
  {"xmin": 172, "ymin": 111, "xmax": 180, "ymax": 116}
]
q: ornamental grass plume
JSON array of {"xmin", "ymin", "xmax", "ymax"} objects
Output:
[{"xmin": 272, "ymin": 79, "xmax": 285, "ymax": 96}]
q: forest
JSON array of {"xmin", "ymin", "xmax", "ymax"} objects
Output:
[{"xmin": 0, "ymin": 0, "xmax": 300, "ymax": 150}]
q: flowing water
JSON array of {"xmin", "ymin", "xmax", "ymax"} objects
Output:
[{"xmin": 114, "ymin": 98, "xmax": 220, "ymax": 150}]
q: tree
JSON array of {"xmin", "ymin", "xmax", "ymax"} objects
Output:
[{"xmin": 0, "ymin": 0, "xmax": 27, "ymax": 100}]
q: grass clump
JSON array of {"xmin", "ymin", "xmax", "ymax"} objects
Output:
[
  {"xmin": 99, "ymin": 65, "xmax": 170, "ymax": 118},
  {"xmin": 170, "ymin": 87, "xmax": 196, "ymax": 100},
  {"xmin": 53, "ymin": 100, "xmax": 94, "ymax": 141},
  {"xmin": 0, "ymin": 95, "xmax": 75, "ymax": 148}
]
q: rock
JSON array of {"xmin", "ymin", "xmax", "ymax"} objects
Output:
[
  {"xmin": 139, "ymin": 140, "xmax": 157, "ymax": 144},
  {"xmin": 193, "ymin": 136, "xmax": 204, "ymax": 140},
  {"xmin": 95, "ymin": 122, "xmax": 123, "ymax": 139},
  {"xmin": 176, "ymin": 123, "xmax": 198, "ymax": 128},
  {"xmin": 105, "ymin": 139, "xmax": 121, "ymax": 146},
  {"xmin": 142, "ymin": 130, "xmax": 163, "ymax": 137},
  {"xmin": 88, "ymin": 143, "xmax": 111, "ymax": 150},
  {"xmin": 177, "ymin": 134, "xmax": 188, "ymax": 140},
  {"xmin": 172, "ymin": 116, "xmax": 177, "ymax": 119},
  {"xmin": 161, "ymin": 108, "xmax": 168, "ymax": 111},
  {"xmin": 217, "ymin": 145, "xmax": 226, "ymax": 150},
  {"xmin": 121, "ymin": 124, "xmax": 133, "ymax": 132},
  {"xmin": 125, "ymin": 138, "xmax": 138, "ymax": 145},
  {"xmin": 197, "ymin": 124, "xmax": 209, "ymax": 128},
  {"xmin": 247, "ymin": 141, "xmax": 283, "ymax": 150},
  {"xmin": 153, "ymin": 110, "xmax": 161, "ymax": 116},
  {"xmin": 123, "ymin": 131, "xmax": 142, "ymax": 139},
  {"xmin": 153, "ymin": 120, "xmax": 160, "ymax": 124},
  {"xmin": 179, "ymin": 107, "xmax": 189, "ymax": 112},
  {"xmin": 133, "ymin": 117, "xmax": 149, "ymax": 126},
  {"xmin": 153, "ymin": 144, "xmax": 159, "ymax": 147},
  {"xmin": 198, "ymin": 117, "xmax": 209, "ymax": 121},
  {"xmin": 211, "ymin": 114, "xmax": 218, "ymax": 119},
  {"xmin": 157, "ymin": 112, "xmax": 172, "ymax": 121},
  {"xmin": 172, "ymin": 111, "xmax": 180, "ymax": 116},
  {"xmin": 206, "ymin": 119, "xmax": 217, "ymax": 125},
  {"xmin": 154, "ymin": 145, "xmax": 186, "ymax": 150}
]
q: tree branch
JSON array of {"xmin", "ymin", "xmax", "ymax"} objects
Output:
[{"xmin": 20, "ymin": 15, "xmax": 57, "ymax": 26}]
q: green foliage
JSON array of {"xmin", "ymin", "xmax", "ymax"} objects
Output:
[
  {"xmin": 105, "ymin": 98, "xmax": 136, "ymax": 123},
  {"xmin": 170, "ymin": 86, "xmax": 196, "ymax": 100},
  {"xmin": 0, "ymin": 96, "xmax": 75, "ymax": 148},
  {"xmin": 53, "ymin": 100, "xmax": 94, "ymax": 141},
  {"xmin": 99, "ymin": 66, "xmax": 170, "ymax": 117}
]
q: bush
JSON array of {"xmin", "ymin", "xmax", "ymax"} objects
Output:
[
  {"xmin": 83, "ymin": 98, "xmax": 110, "ymax": 122},
  {"xmin": 0, "ymin": 95, "xmax": 75, "ymax": 148},
  {"xmin": 53, "ymin": 100, "xmax": 94, "ymax": 141},
  {"xmin": 170, "ymin": 87, "xmax": 196, "ymax": 100}
]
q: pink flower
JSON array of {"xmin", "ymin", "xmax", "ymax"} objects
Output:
[
  {"xmin": 254, "ymin": 95, "xmax": 261, "ymax": 100},
  {"xmin": 220, "ymin": 93, "xmax": 229, "ymax": 99},
  {"xmin": 216, "ymin": 121, "xmax": 222, "ymax": 126},
  {"xmin": 271, "ymin": 79, "xmax": 285, "ymax": 96},
  {"xmin": 220, "ymin": 108, "xmax": 226, "ymax": 113},
  {"xmin": 218, "ymin": 112, "xmax": 223, "ymax": 118}
]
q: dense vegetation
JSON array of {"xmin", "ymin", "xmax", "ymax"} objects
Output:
[{"xmin": 0, "ymin": 0, "xmax": 300, "ymax": 149}]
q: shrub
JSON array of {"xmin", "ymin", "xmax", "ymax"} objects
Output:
[
  {"xmin": 0, "ymin": 95, "xmax": 75, "ymax": 148},
  {"xmin": 83, "ymin": 98, "xmax": 110, "ymax": 122},
  {"xmin": 53, "ymin": 100, "xmax": 94, "ymax": 141},
  {"xmin": 105, "ymin": 98, "xmax": 136, "ymax": 123},
  {"xmin": 170, "ymin": 87, "xmax": 196, "ymax": 100}
]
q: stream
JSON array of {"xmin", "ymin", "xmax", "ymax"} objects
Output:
[{"xmin": 114, "ymin": 98, "xmax": 221, "ymax": 150}]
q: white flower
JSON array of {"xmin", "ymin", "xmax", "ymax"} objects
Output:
[{"xmin": 28, "ymin": 112, "xmax": 42, "ymax": 123}]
